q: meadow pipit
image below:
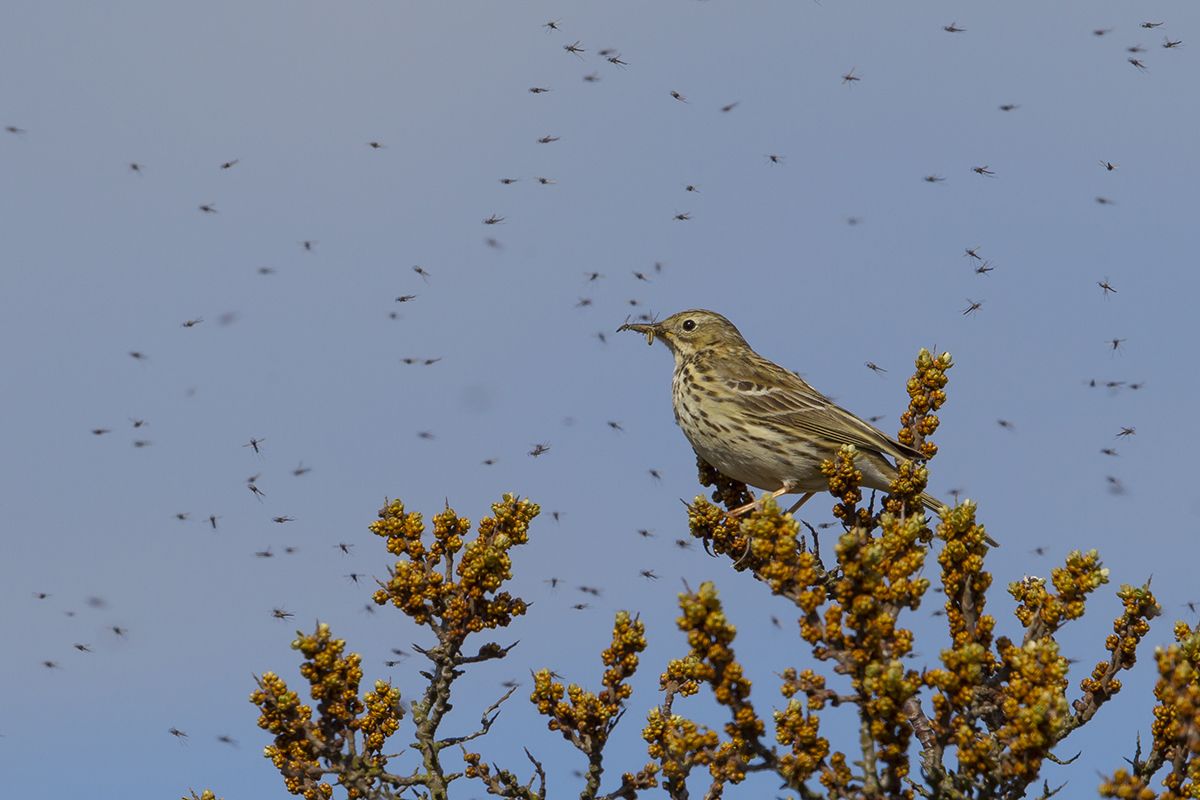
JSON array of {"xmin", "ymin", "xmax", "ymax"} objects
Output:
[{"xmin": 620, "ymin": 310, "xmax": 954, "ymax": 520}]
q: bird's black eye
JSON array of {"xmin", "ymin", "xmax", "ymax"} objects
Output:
[{"xmin": 682, "ymin": 319, "xmax": 696, "ymax": 332}]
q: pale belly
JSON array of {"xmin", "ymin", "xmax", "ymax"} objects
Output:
[
  {"xmin": 672, "ymin": 384, "xmax": 826, "ymax": 493},
  {"xmin": 671, "ymin": 372, "xmax": 896, "ymax": 495}
]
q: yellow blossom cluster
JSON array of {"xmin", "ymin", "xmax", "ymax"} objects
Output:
[
  {"xmin": 826, "ymin": 505, "xmax": 929, "ymax": 664},
  {"xmin": 1098, "ymin": 619, "xmax": 1197, "ymax": 799},
  {"xmin": 529, "ymin": 612, "xmax": 656, "ymax": 797},
  {"xmin": 774, "ymin": 668, "xmax": 832, "ymax": 783},
  {"xmin": 601, "ymin": 611, "xmax": 647, "ymax": 707},
  {"xmin": 460, "ymin": 750, "xmax": 497, "ymax": 785},
  {"xmin": 528, "ymin": 665, "xmax": 618, "ymax": 746},
  {"xmin": 682, "ymin": 493, "xmax": 749, "ymax": 565},
  {"xmin": 682, "ymin": 491, "xmax": 833, "ymax": 672},
  {"xmin": 885, "ymin": 458, "xmax": 934, "ymax": 516},
  {"xmin": 371, "ymin": 493, "xmax": 536, "ymax": 639},
  {"xmin": 994, "ymin": 636, "xmax": 1071, "ymax": 781},
  {"xmin": 818, "ymin": 455, "xmax": 929, "ymax": 794},
  {"xmin": 530, "ymin": 612, "xmax": 647, "ymax": 751},
  {"xmin": 979, "ymin": 552, "xmax": 1107, "ymax": 782},
  {"xmin": 250, "ymin": 670, "xmax": 327, "ymax": 798},
  {"xmin": 819, "ymin": 444, "xmax": 867, "ymax": 525},
  {"xmin": 294, "ymin": 623, "xmax": 366, "ymax": 732},
  {"xmin": 897, "ymin": 348, "xmax": 951, "ymax": 458},
  {"xmin": 933, "ymin": 501, "xmax": 995, "ymax": 645},
  {"xmin": 1009, "ymin": 549, "xmax": 1111, "ymax": 639},
  {"xmin": 924, "ymin": 500, "xmax": 999, "ymax": 780},
  {"xmin": 248, "ymin": 496, "xmax": 545, "ymax": 800},
  {"xmin": 1079, "ymin": 582, "xmax": 1161, "ymax": 717},
  {"xmin": 1150, "ymin": 623, "xmax": 1200, "ymax": 796},
  {"xmin": 822, "ymin": 751, "xmax": 856, "ymax": 795},
  {"xmin": 884, "ymin": 348, "xmax": 949, "ymax": 517},
  {"xmin": 250, "ymin": 623, "xmax": 404, "ymax": 800},
  {"xmin": 695, "ymin": 455, "xmax": 755, "ymax": 510},
  {"xmin": 642, "ymin": 706, "xmax": 718, "ymax": 788},
  {"xmin": 688, "ymin": 453, "xmax": 829, "ymax": 597},
  {"xmin": 674, "ymin": 583, "xmax": 756, "ymax": 722},
  {"xmin": 740, "ymin": 496, "xmax": 826, "ymax": 597},
  {"xmin": 646, "ymin": 582, "xmax": 764, "ymax": 787},
  {"xmin": 360, "ymin": 679, "xmax": 404, "ymax": 755},
  {"xmin": 1098, "ymin": 768, "xmax": 1159, "ymax": 800}
]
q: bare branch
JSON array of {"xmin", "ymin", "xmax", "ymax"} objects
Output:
[{"xmin": 439, "ymin": 687, "xmax": 516, "ymax": 747}]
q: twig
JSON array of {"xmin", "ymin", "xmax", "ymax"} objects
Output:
[{"xmin": 438, "ymin": 687, "xmax": 516, "ymax": 747}]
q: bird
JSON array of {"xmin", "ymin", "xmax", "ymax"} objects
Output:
[{"xmin": 619, "ymin": 310, "xmax": 992, "ymax": 542}]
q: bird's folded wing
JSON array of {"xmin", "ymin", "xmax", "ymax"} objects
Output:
[
  {"xmin": 719, "ymin": 356, "xmax": 924, "ymax": 462},
  {"xmin": 776, "ymin": 405, "xmax": 922, "ymax": 462}
]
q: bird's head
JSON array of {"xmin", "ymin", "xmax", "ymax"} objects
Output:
[{"xmin": 618, "ymin": 309, "xmax": 750, "ymax": 358}]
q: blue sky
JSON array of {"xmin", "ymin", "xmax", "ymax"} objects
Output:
[{"xmin": 2, "ymin": 1, "xmax": 1198, "ymax": 797}]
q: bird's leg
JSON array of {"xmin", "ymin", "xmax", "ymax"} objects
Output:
[
  {"xmin": 728, "ymin": 484, "xmax": 808, "ymax": 568},
  {"xmin": 727, "ymin": 499, "xmax": 758, "ymax": 517},
  {"xmin": 729, "ymin": 488, "xmax": 812, "ymax": 568},
  {"xmin": 727, "ymin": 484, "xmax": 799, "ymax": 518},
  {"xmin": 784, "ymin": 492, "xmax": 816, "ymax": 515}
]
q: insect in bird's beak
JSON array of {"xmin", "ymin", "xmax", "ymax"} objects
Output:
[{"xmin": 616, "ymin": 319, "xmax": 657, "ymax": 345}]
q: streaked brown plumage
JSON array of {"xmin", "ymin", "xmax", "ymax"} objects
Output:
[{"xmin": 621, "ymin": 310, "xmax": 952, "ymax": 519}]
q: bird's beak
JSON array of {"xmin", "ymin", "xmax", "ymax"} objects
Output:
[{"xmin": 617, "ymin": 320, "xmax": 663, "ymax": 346}]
